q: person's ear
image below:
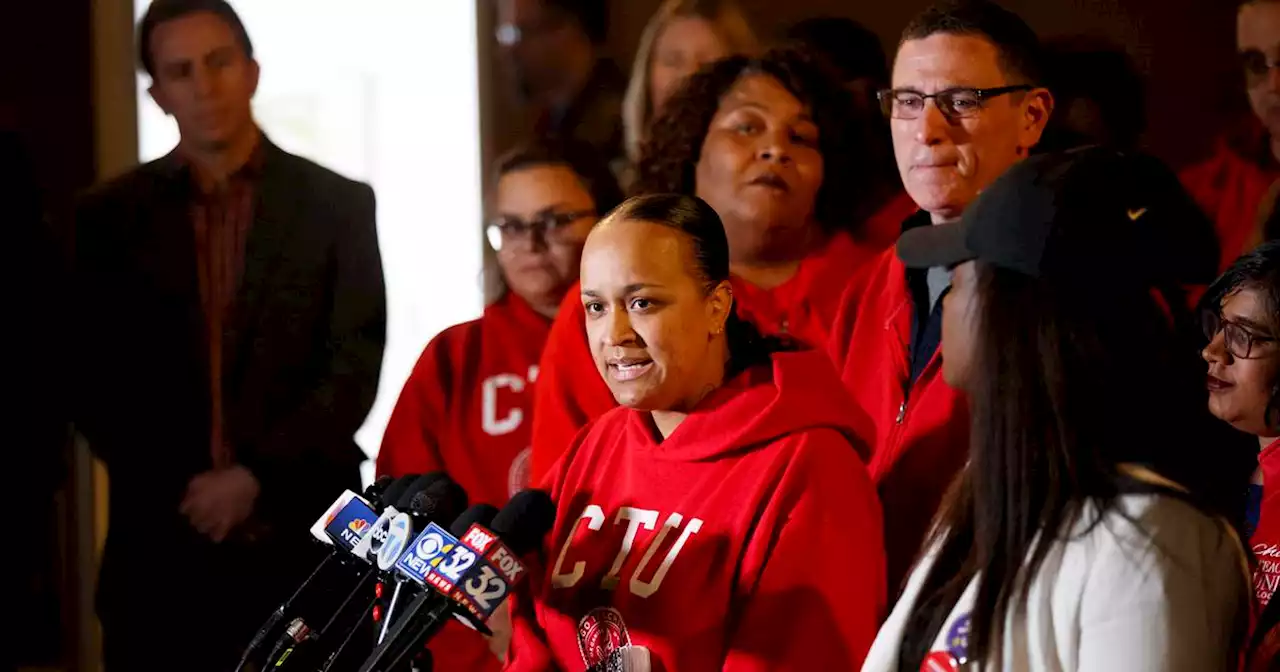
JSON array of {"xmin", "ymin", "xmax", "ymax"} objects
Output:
[
  {"xmin": 246, "ymin": 58, "xmax": 261, "ymax": 98},
  {"xmin": 707, "ymin": 280, "xmax": 733, "ymax": 337},
  {"xmin": 148, "ymin": 81, "xmax": 173, "ymax": 117},
  {"xmin": 1017, "ymin": 88, "xmax": 1055, "ymax": 155}
]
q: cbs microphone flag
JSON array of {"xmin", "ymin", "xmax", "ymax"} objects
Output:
[{"xmin": 395, "ymin": 522, "xmax": 470, "ymax": 594}]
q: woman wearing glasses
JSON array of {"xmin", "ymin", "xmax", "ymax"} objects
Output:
[
  {"xmin": 376, "ymin": 140, "xmax": 622, "ymax": 672},
  {"xmin": 1202, "ymin": 241, "xmax": 1280, "ymax": 669}
]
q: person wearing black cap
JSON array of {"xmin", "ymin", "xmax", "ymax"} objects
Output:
[
  {"xmin": 826, "ymin": 0, "xmax": 1054, "ymax": 595},
  {"xmin": 861, "ymin": 147, "xmax": 1251, "ymax": 671}
]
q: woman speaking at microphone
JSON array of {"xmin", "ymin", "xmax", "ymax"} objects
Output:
[
  {"xmin": 528, "ymin": 47, "xmax": 916, "ymax": 485},
  {"xmin": 505, "ymin": 194, "xmax": 885, "ymax": 671},
  {"xmin": 377, "ymin": 140, "xmax": 622, "ymax": 672}
]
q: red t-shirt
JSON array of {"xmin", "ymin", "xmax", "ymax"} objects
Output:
[
  {"xmin": 377, "ymin": 291, "xmax": 551, "ymax": 672},
  {"xmin": 1253, "ymin": 438, "xmax": 1280, "ymax": 608},
  {"xmin": 507, "ymin": 351, "xmax": 884, "ymax": 671},
  {"xmin": 527, "ymin": 196, "xmax": 916, "ymax": 484}
]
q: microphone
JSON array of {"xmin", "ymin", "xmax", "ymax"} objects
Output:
[
  {"xmin": 359, "ymin": 490, "xmax": 556, "ymax": 672},
  {"xmin": 272, "ymin": 475, "xmax": 469, "ymax": 671},
  {"xmin": 377, "ymin": 478, "xmax": 470, "ymax": 640},
  {"xmin": 239, "ymin": 474, "xmax": 441, "ymax": 672},
  {"xmin": 353, "ymin": 473, "xmax": 446, "ymax": 562},
  {"xmin": 235, "ymin": 475, "xmax": 407, "ymax": 672}
]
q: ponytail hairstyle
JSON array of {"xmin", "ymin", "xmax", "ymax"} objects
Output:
[{"xmin": 601, "ymin": 193, "xmax": 794, "ymax": 375}]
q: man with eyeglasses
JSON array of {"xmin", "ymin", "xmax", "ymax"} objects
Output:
[
  {"xmin": 827, "ymin": 0, "xmax": 1053, "ymax": 593},
  {"xmin": 1182, "ymin": 0, "xmax": 1280, "ymax": 272},
  {"xmin": 494, "ymin": 0, "xmax": 626, "ymax": 168}
]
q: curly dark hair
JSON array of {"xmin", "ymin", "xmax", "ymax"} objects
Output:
[{"xmin": 632, "ymin": 47, "xmax": 892, "ymax": 233}]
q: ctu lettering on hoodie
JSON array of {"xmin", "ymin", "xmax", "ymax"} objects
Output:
[
  {"xmin": 551, "ymin": 505, "xmax": 704, "ymax": 598},
  {"xmin": 481, "ymin": 365, "xmax": 539, "ymax": 436}
]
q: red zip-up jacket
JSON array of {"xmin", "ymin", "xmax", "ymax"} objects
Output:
[
  {"xmin": 826, "ymin": 243, "xmax": 969, "ymax": 594},
  {"xmin": 528, "ymin": 195, "xmax": 917, "ymax": 483},
  {"xmin": 507, "ymin": 351, "xmax": 885, "ymax": 671},
  {"xmin": 377, "ymin": 291, "xmax": 550, "ymax": 672},
  {"xmin": 1180, "ymin": 124, "xmax": 1279, "ymax": 272}
]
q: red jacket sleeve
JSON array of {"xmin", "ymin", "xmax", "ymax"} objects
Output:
[
  {"xmin": 375, "ymin": 332, "xmax": 452, "ymax": 478},
  {"xmin": 723, "ymin": 428, "xmax": 886, "ymax": 671},
  {"xmin": 529, "ymin": 285, "xmax": 616, "ymax": 484}
]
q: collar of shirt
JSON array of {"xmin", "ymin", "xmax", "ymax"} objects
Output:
[{"xmin": 172, "ymin": 133, "xmax": 268, "ymax": 196}]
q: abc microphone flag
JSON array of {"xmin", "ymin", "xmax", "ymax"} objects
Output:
[{"xmin": 351, "ymin": 473, "xmax": 445, "ymax": 562}]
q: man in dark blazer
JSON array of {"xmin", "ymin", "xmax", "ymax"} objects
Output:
[{"xmin": 72, "ymin": 2, "xmax": 385, "ymax": 669}]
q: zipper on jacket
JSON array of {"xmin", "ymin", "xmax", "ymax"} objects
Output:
[{"xmin": 895, "ymin": 351, "xmax": 941, "ymax": 427}]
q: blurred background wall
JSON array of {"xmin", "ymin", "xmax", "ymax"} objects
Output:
[{"xmin": 483, "ymin": 0, "xmax": 1243, "ymax": 176}]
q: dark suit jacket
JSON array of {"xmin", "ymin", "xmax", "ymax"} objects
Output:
[{"xmin": 73, "ymin": 138, "xmax": 385, "ymax": 658}]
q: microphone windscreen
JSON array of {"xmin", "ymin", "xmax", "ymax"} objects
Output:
[
  {"xmin": 363, "ymin": 475, "xmax": 395, "ymax": 501},
  {"xmin": 379, "ymin": 475, "xmax": 419, "ymax": 510},
  {"xmin": 449, "ymin": 503, "xmax": 500, "ymax": 538},
  {"xmin": 492, "ymin": 490, "xmax": 556, "ymax": 555},
  {"xmin": 394, "ymin": 472, "xmax": 448, "ymax": 510},
  {"xmin": 410, "ymin": 476, "xmax": 469, "ymax": 524}
]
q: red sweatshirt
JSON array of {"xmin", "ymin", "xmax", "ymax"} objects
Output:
[
  {"xmin": 826, "ymin": 246, "xmax": 969, "ymax": 594},
  {"xmin": 507, "ymin": 351, "xmax": 885, "ymax": 672},
  {"xmin": 528, "ymin": 214, "xmax": 912, "ymax": 484},
  {"xmin": 1180, "ymin": 126, "xmax": 1279, "ymax": 272},
  {"xmin": 377, "ymin": 291, "xmax": 551, "ymax": 672}
]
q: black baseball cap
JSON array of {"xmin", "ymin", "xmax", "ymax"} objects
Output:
[{"xmin": 896, "ymin": 146, "xmax": 1219, "ymax": 285}]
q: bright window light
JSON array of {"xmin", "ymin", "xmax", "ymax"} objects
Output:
[{"xmin": 135, "ymin": 1, "xmax": 485, "ymax": 483}]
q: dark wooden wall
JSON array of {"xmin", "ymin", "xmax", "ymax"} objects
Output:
[{"xmin": 0, "ymin": 2, "xmax": 94, "ymax": 668}]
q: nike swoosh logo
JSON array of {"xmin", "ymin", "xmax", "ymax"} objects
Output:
[{"xmin": 1127, "ymin": 207, "xmax": 1148, "ymax": 221}]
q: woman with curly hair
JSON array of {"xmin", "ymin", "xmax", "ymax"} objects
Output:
[{"xmin": 528, "ymin": 47, "xmax": 913, "ymax": 483}]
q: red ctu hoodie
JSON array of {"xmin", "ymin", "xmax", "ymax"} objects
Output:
[
  {"xmin": 377, "ymin": 291, "xmax": 551, "ymax": 672},
  {"xmin": 826, "ymin": 247, "xmax": 969, "ymax": 594},
  {"xmin": 507, "ymin": 351, "xmax": 886, "ymax": 672},
  {"xmin": 528, "ymin": 216, "xmax": 912, "ymax": 485},
  {"xmin": 1180, "ymin": 127, "xmax": 1279, "ymax": 272}
]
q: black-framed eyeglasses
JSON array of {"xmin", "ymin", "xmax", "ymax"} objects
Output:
[
  {"xmin": 1202, "ymin": 310, "xmax": 1279, "ymax": 360},
  {"xmin": 486, "ymin": 209, "xmax": 596, "ymax": 251},
  {"xmin": 876, "ymin": 85, "xmax": 1035, "ymax": 120}
]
